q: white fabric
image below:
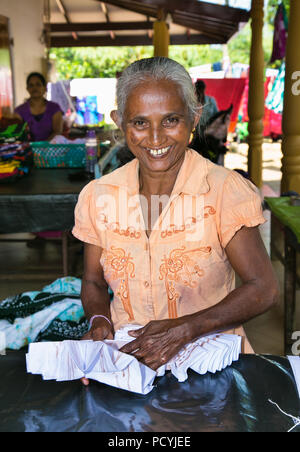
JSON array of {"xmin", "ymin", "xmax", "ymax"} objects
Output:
[
  {"xmin": 287, "ymin": 356, "xmax": 300, "ymax": 399},
  {"xmin": 26, "ymin": 324, "xmax": 241, "ymax": 395}
]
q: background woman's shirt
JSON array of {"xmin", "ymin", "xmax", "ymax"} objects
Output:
[{"xmin": 14, "ymin": 100, "xmax": 62, "ymax": 141}]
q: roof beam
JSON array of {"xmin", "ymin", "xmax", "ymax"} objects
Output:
[
  {"xmin": 55, "ymin": 0, "xmax": 78, "ymax": 40},
  {"xmin": 99, "ymin": 0, "xmax": 249, "ymax": 39},
  {"xmin": 100, "ymin": 0, "xmax": 250, "ymax": 22},
  {"xmin": 50, "ymin": 33, "xmax": 223, "ymax": 48},
  {"xmin": 146, "ymin": 16, "xmax": 153, "ymax": 39},
  {"xmin": 49, "ymin": 21, "xmax": 154, "ymax": 32},
  {"xmin": 100, "ymin": 1, "xmax": 115, "ymax": 40}
]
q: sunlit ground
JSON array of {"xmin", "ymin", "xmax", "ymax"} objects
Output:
[{"xmin": 225, "ymin": 140, "xmax": 282, "ymax": 195}]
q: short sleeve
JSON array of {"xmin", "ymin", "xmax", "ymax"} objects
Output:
[
  {"xmin": 219, "ymin": 171, "xmax": 266, "ymax": 248},
  {"xmin": 72, "ymin": 180, "xmax": 101, "ymax": 247},
  {"xmin": 49, "ymin": 101, "xmax": 63, "ymax": 115}
]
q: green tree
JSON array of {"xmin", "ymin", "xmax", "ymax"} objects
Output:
[{"xmin": 50, "ymin": 45, "xmax": 223, "ymax": 80}]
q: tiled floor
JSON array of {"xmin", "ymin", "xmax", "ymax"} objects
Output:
[{"xmin": 0, "ymin": 141, "xmax": 299, "ymax": 356}]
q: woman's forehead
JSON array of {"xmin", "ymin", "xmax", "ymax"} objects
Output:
[
  {"xmin": 125, "ymin": 79, "xmax": 185, "ymax": 112},
  {"xmin": 27, "ymin": 77, "xmax": 44, "ymax": 85}
]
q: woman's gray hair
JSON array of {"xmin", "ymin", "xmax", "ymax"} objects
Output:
[{"xmin": 116, "ymin": 57, "xmax": 200, "ymax": 124}]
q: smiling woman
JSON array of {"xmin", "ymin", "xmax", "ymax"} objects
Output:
[
  {"xmin": 111, "ymin": 78, "xmax": 198, "ymax": 179},
  {"xmin": 72, "ymin": 57, "xmax": 279, "ymax": 383}
]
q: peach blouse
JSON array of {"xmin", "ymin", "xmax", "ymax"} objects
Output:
[{"xmin": 72, "ymin": 149, "xmax": 266, "ymax": 353}]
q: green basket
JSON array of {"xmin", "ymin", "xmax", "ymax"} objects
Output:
[{"xmin": 31, "ymin": 142, "xmax": 86, "ymax": 168}]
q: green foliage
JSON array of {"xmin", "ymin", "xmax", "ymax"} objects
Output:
[
  {"xmin": 49, "ymin": 46, "xmax": 153, "ymax": 79},
  {"xmin": 49, "ymin": 45, "xmax": 223, "ymax": 80},
  {"xmin": 266, "ymin": 0, "xmax": 289, "ymax": 25}
]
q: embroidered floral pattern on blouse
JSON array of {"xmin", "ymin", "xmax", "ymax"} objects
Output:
[
  {"xmin": 161, "ymin": 217, "xmax": 196, "ymax": 239},
  {"xmin": 160, "ymin": 206, "xmax": 216, "ymax": 238},
  {"xmin": 102, "ymin": 246, "xmax": 135, "ymax": 321},
  {"xmin": 99, "ymin": 213, "xmax": 141, "ymax": 239},
  {"xmin": 159, "ymin": 246, "xmax": 212, "ymax": 318},
  {"xmin": 204, "ymin": 206, "xmax": 216, "ymax": 218}
]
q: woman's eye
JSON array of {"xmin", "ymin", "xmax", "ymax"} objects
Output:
[
  {"xmin": 134, "ymin": 120, "xmax": 147, "ymax": 128},
  {"xmin": 163, "ymin": 117, "xmax": 179, "ymax": 126}
]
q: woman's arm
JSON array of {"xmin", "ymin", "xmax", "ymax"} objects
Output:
[
  {"xmin": 187, "ymin": 225, "xmax": 279, "ymax": 340},
  {"xmin": 81, "ymin": 243, "xmax": 114, "ymax": 341},
  {"xmin": 120, "ymin": 226, "xmax": 279, "ymax": 369},
  {"xmin": 12, "ymin": 112, "xmax": 23, "ymax": 121},
  {"xmin": 48, "ymin": 110, "xmax": 63, "ymax": 140},
  {"xmin": 80, "ymin": 243, "xmax": 113, "ymax": 386}
]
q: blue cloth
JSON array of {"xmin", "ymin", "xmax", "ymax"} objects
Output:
[
  {"xmin": 265, "ymin": 62, "xmax": 285, "ymax": 114},
  {"xmin": 0, "ymin": 277, "xmax": 87, "ymax": 350}
]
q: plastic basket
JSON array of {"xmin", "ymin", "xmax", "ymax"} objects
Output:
[{"xmin": 31, "ymin": 142, "xmax": 86, "ymax": 168}]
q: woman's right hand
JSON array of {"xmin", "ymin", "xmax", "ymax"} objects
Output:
[{"xmin": 80, "ymin": 317, "xmax": 114, "ymax": 386}]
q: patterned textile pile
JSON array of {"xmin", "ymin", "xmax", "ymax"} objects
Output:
[
  {"xmin": 0, "ymin": 122, "xmax": 33, "ymax": 182},
  {"xmin": 0, "ymin": 277, "xmax": 89, "ymax": 349}
]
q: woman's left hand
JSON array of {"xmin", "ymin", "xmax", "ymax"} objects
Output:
[{"xmin": 119, "ymin": 318, "xmax": 192, "ymax": 370}]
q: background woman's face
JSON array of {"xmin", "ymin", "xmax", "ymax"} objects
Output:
[
  {"xmin": 27, "ymin": 76, "xmax": 46, "ymax": 99},
  {"xmin": 122, "ymin": 79, "xmax": 195, "ymax": 173}
]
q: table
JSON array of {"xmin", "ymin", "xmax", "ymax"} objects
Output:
[
  {"xmin": 265, "ymin": 197, "xmax": 300, "ymax": 354},
  {"xmin": 0, "ymin": 350, "xmax": 299, "ymax": 432},
  {"xmin": 0, "ymin": 168, "xmax": 88, "ymax": 275}
]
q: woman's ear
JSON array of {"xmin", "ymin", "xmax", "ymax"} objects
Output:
[{"xmin": 110, "ymin": 110, "xmax": 122, "ymax": 130}]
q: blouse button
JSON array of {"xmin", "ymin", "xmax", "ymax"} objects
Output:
[{"xmin": 144, "ymin": 281, "xmax": 149, "ymax": 288}]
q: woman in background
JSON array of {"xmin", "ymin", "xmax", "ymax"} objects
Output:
[
  {"xmin": 14, "ymin": 72, "xmax": 64, "ymax": 247},
  {"xmin": 14, "ymin": 72, "xmax": 63, "ymax": 141}
]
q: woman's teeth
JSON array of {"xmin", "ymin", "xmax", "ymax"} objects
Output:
[{"xmin": 148, "ymin": 146, "xmax": 170, "ymax": 156}]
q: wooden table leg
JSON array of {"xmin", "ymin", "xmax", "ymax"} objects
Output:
[
  {"xmin": 284, "ymin": 230, "xmax": 297, "ymax": 355},
  {"xmin": 62, "ymin": 231, "xmax": 68, "ymax": 276}
]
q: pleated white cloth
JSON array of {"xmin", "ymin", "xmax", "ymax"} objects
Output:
[{"xmin": 26, "ymin": 324, "xmax": 241, "ymax": 395}]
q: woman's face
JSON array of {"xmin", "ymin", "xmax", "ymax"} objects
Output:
[
  {"xmin": 118, "ymin": 79, "xmax": 198, "ymax": 174},
  {"xmin": 27, "ymin": 76, "xmax": 46, "ymax": 99}
]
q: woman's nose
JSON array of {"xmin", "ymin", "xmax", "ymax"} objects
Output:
[{"xmin": 148, "ymin": 124, "xmax": 165, "ymax": 146}]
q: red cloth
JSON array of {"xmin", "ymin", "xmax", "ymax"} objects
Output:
[
  {"xmin": 201, "ymin": 77, "xmax": 282, "ymax": 137},
  {"xmin": 0, "ymin": 69, "xmax": 13, "ymax": 119},
  {"xmin": 200, "ymin": 78, "xmax": 246, "ymax": 132},
  {"xmin": 241, "ymin": 77, "xmax": 282, "ymax": 137}
]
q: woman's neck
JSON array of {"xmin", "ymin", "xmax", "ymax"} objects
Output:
[
  {"xmin": 29, "ymin": 97, "xmax": 45, "ymax": 107},
  {"xmin": 29, "ymin": 97, "xmax": 46, "ymax": 115},
  {"xmin": 139, "ymin": 157, "xmax": 183, "ymax": 198}
]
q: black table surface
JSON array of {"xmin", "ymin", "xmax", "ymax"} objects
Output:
[
  {"xmin": 0, "ymin": 168, "xmax": 88, "ymax": 196},
  {"xmin": 0, "ymin": 350, "xmax": 299, "ymax": 432},
  {"xmin": 0, "ymin": 168, "xmax": 89, "ymax": 233}
]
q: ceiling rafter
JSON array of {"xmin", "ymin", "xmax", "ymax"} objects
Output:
[
  {"xmin": 55, "ymin": 0, "xmax": 78, "ymax": 40},
  {"xmin": 50, "ymin": 33, "xmax": 221, "ymax": 48},
  {"xmin": 100, "ymin": 2, "xmax": 115, "ymax": 40},
  {"xmin": 46, "ymin": 0, "xmax": 250, "ymax": 48},
  {"xmin": 49, "ymin": 21, "xmax": 154, "ymax": 33},
  {"xmin": 99, "ymin": 0, "xmax": 249, "ymax": 37}
]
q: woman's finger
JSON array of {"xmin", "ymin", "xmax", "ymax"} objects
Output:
[
  {"xmin": 81, "ymin": 377, "xmax": 90, "ymax": 386},
  {"xmin": 120, "ymin": 335, "xmax": 143, "ymax": 354}
]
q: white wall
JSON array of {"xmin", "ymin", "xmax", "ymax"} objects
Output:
[{"xmin": 1, "ymin": 0, "xmax": 45, "ymax": 108}]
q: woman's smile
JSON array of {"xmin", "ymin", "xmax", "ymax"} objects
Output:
[{"xmin": 145, "ymin": 145, "xmax": 172, "ymax": 158}]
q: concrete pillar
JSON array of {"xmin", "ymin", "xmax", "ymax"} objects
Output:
[
  {"xmin": 153, "ymin": 9, "xmax": 169, "ymax": 57},
  {"xmin": 247, "ymin": 0, "xmax": 264, "ymax": 188},
  {"xmin": 281, "ymin": 0, "xmax": 300, "ymax": 194}
]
